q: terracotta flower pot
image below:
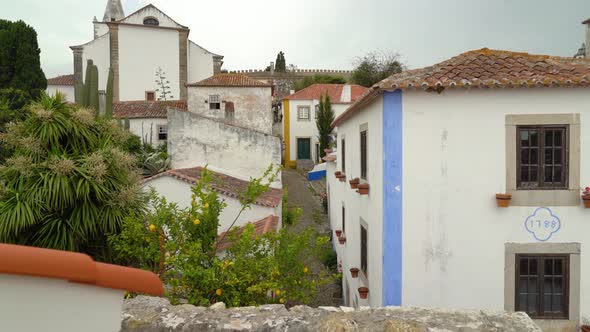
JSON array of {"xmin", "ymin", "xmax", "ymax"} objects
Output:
[
  {"xmin": 349, "ymin": 178, "xmax": 360, "ymax": 189},
  {"xmin": 350, "ymin": 268, "xmax": 360, "ymax": 278},
  {"xmin": 338, "ymin": 236, "xmax": 346, "ymax": 245},
  {"xmin": 334, "ymin": 171, "xmax": 341, "ymax": 178},
  {"xmin": 496, "ymin": 193, "xmax": 511, "ymax": 208},
  {"xmin": 337, "ymin": 174, "xmax": 346, "ymax": 182},
  {"xmin": 357, "ymin": 183, "xmax": 369, "ymax": 195},
  {"xmin": 581, "ymin": 325, "xmax": 590, "ymax": 332},
  {"xmin": 358, "ymin": 287, "xmax": 369, "ymax": 299},
  {"xmin": 582, "ymin": 195, "xmax": 590, "ymax": 208},
  {"xmin": 335, "ymin": 230, "xmax": 342, "ymax": 237}
]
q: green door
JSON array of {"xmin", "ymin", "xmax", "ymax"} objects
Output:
[{"xmin": 297, "ymin": 138, "xmax": 311, "ymax": 159}]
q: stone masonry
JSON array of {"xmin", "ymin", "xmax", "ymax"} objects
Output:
[{"xmin": 121, "ymin": 296, "xmax": 542, "ymax": 332}]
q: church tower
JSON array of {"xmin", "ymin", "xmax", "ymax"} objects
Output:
[{"xmin": 103, "ymin": 0, "xmax": 125, "ymax": 22}]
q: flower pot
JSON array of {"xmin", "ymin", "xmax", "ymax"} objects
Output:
[
  {"xmin": 335, "ymin": 230, "xmax": 342, "ymax": 237},
  {"xmin": 583, "ymin": 195, "xmax": 590, "ymax": 209},
  {"xmin": 581, "ymin": 325, "xmax": 590, "ymax": 332},
  {"xmin": 357, "ymin": 183, "xmax": 369, "ymax": 195},
  {"xmin": 349, "ymin": 178, "xmax": 360, "ymax": 189},
  {"xmin": 358, "ymin": 287, "xmax": 369, "ymax": 299},
  {"xmin": 334, "ymin": 171, "xmax": 341, "ymax": 178},
  {"xmin": 337, "ymin": 174, "xmax": 346, "ymax": 182},
  {"xmin": 338, "ymin": 236, "xmax": 346, "ymax": 245},
  {"xmin": 495, "ymin": 193, "xmax": 511, "ymax": 208},
  {"xmin": 350, "ymin": 268, "xmax": 359, "ymax": 278}
]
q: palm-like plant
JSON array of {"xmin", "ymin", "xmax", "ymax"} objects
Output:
[{"xmin": 0, "ymin": 93, "xmax": 144, "ymax": 251}]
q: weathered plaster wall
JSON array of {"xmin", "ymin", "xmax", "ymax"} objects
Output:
[
  {"xmin": 118, "ymin": 25, "xmax": 180, "ymax": 101},
  {"xmin": 121, "ymin": 295, "xmax": 542, "ymax": 332},
  {"xmin": 81, "ymin": 33, "xmax": 110, "ymax": 91},
  {"xmin": 128, "ymin": 118, "xmax": 167, "ymax": 147},
  {"xmin": 120, "ymin": 6, "xmax": 184, "ymax": 29},
  {"xmin": 401, "ymin": 88, "xmax": 590, "ymax": 327},
  {"xmin": 167, "ymin": 109, "xmax": 281, "ymax": 185},
  {"xmin": 188, "ymin": 86, "xmax": 273, "ymax": 134},
  {"xmin": 46, "ymin": 85, "xmax": 75, "ymax": 102},
  {"xmin": 143, "ymin": 176, "xmax": 278, "ymax": 232},
  {"xmin": 188, "ymin": 41, "xmax": 215, "ymax": 84}
]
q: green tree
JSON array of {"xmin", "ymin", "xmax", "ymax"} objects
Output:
[
  {"xmin": 316, "ymin": 94, "xmax": 334, "ymax": 160},
  {"xmin": 351, "ymin": 51, "xmax": 404, "ymax": 87},
  {"xmin": 0, "ymin": 93, "xmax": 144, "ymax": 253},
  {"xmin": 0, "ymin": 19, "xmax": 46, "ymax": 99},
  {"xmin": 292, "ymin": 74, "xmax": 347, "ymax": 91},
  {"xmin": 275, "ymin": 51, "xmax": 286, "ymax": 72}
]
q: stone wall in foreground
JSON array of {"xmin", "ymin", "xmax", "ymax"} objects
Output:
[{"xmin": 121, "ymin": 296, "xmax": 542, "ymax": 332}]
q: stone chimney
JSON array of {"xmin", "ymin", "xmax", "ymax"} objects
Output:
[{"xmin": 340, "ymin": 84, "xmax": 352, "ymax": 103}]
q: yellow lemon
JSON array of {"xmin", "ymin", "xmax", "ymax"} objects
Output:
[
  {"xmin": 216, "ymin": 288, "xmax": 222, "ymax": 296},
  {"xmin": 193, "ymin": 219, "xmax": 201, "ymax": 225},
  {"xmin": 149, "ymin": 224, "xmax": 156, "ymax": 232},
  {"xmin": 279, "ymin": 298, "xmax": 284, "ymax": 304},
  {"xmin": 303, "ymin": 266, "xmax": 309, "ymax": 273},
  {"xmin": 204, "ymin": 203, "xmax": 209, "ymax": 209},
  {"xmin": 275, "ymin": 289, "xmax": 281, "ymax": 296}
]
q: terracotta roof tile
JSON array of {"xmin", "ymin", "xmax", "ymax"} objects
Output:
[
  {"xmin": 47, "ymin": 74, "xmax": 75, "ymax": 86},
  {"xmin": 215, "ymin": 215, "xmax": 279, "ymax": 251},
  {"xmin": 187, "ymin": 73, "xmax": 272, "ymax": 87},
  {"xmin": 113, "ymin": 100, "xmax": 187, "ymax": 119},
  {"xmin": 284, "ymin": 84, "xmax": 368, "ymax": 104},
  {"xmin": 333, "ymin": 48, "xmax": 590, "ymax": 127},
  {"xmin": 144, "ymin": 167, "xmax": 282, "ymax": 208}
]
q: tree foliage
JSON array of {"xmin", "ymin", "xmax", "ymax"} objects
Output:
[
  {"xmin": 109, "ymin": 165, "xmax": 333, "ymax": 307},
  {"xmin": 0, "ymin": 93, "xmax": 144, "ymax": 253},
  {"xmin": 351, "ymin": 51, "xmax": 404, "ymax": 87},
  {"xmin": 0, "ymin": 19, "xmax": 46, "ymax": 99},
  {"xmin": 292, "ymin": 74, "xmax": 347, "ymax": 92},
  {"xmin": 275, "ymin": 52, "xmax": 286, "ymax": 72},
  {"xmin": 316, "ymin": 94, "xmax": 334, "ymax": 159}
]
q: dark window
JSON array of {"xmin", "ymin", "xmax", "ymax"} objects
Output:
[
  {"xmin": 360, "ymin": 225, "xmax": 367, "ymax": 276},
  {"xmin": 146, "ymin": 91, "xmax": 155, "ymax": 101},
  {"xmin": 341, "ymin": 205, "xmax": 345, "ymax": 233},
  {"xmin": 516, "ymin": 255, "xmax": 569, "ymax": 319},
  {"xmin": 341, "ymin": 138, "xmax": 346, "ymax": 173},
  {"xmin": 209, "ymin": 95, "xmax": 221, "ymax": 110},
  {"xmin": 143, "ymin": 17, "xmax": 160, "ymax": 26},
  {"xmin": 517, "ymin": 126, "xmax": 568, "ymax": 189},
  {"xmin": 158, "ymin": 125, "xmax": 168, "ymax": 141},
  {"xmin": 360, "ymin": 130, "xmax": 367, "ymax": 180}
]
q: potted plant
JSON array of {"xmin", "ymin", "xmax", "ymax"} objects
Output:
[
  {"xmin": 334, "ymin": 171, "xmax": 341, "ymax": 178},
  {"xmin": 495, "ymin": 193, "xmax": 511, "ymax": 208},
  {"xmin": 358, "ymin": 286, "xmax": 369, "ymax": 299},
  {"xmin": 357, "ymin": 183, "xmax": 369, "ymax": 195},
  {"xmin": 350, "ymin": 267, "xmax": 360, "ymax": 278},
  {"xmin": 335, "ymin": 229, "xmax": 342, "ymax": 237},
  {"xmin": 582, "ymin": 187, "xmax": 590, "ymax": 208},
  {"xmin": 349, "ymin": 178, "xmax": 360, "ymax": 189},
  {"xmin": 337, "ymin": 173, "xmax": 346, "ymax": 182},
  {"xmin": 338, "ymin": 235, "xmax": 346, "ymax": 245}
]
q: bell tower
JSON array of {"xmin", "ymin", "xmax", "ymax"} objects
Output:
[{"xmin": 103, "ymin": 0, "xmax": 125, "ymax": 22}]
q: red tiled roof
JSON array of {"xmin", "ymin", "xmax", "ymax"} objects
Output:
[
  {"xmin": 216, "ymin": 215, "xmax": 279, "ymax": 251},
  {"xmin": 47, "ymin": 74, "xmax": 75, "ymax": 86},
  {"xmin": 144, "ymin": 167, "xmax": 282, "ymax": 208},
  {"xmin": 113, "ymin": 100, "xmax": 187, "ymax": 119},
  {"xmin": 284, "ymin": 84, "xmax": 368, "ymax": 104},
  {"xmin": 333, "ymin": 48, "xmax": 590, "ymax": 127},
  {"xmin": 187, "ymin": 73, "xmax": 272, "ymax": 87}
]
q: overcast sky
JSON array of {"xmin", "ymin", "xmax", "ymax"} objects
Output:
[{"xmin": 3, "ymin": 0, "xmax": 590, "ymax": 78}]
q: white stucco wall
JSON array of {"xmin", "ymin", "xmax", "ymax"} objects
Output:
[
  {"xmin": 188, "ymin": 41, "xmax": 214, "ymax": 84},
  {"xmin": 401, "ymin": 88, "xmax": 590, "ymax": 322},
  {"xmin": 46, "ymin": 85, "xmax": 75, "ymax": 102},
  {"xmin": 118, "ymin": 25, "xmax": 180, "ymax": 101},
  {"xmin": 287, "ymin": 99, "xmax": 348, "ymax": 163},
  {"xmin": 188, "ymin": 86, "xmax": 273, "ymax": 134},
  {"xmin": 0, "ymin": 274, "xmax": 123, "ymax": 332},
  {"xmin": 128, "ymin": 118, "xmax": 168, "ymax": 146},
  {"xmin": 121, "ymin": 6, "xmax": 184, "ymax": 29},
  {"xmin": 93, "ymin": 22, "xmax": 109, "ymax": 38},
  {"xmin": 329, "ymin": 97, "xmax": 384, "ymax": 308},
  {"xmin": 82, "ymin": 33, "xmax": 110, "ymax": 91},
  {"xmin": 144, "ymin": 176, "xmax": 278, "ymax": 231}
]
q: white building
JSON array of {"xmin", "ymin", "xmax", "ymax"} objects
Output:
[
  {"xmin": 327, "ymin": 48, "xmax": 590, "ymax": 331},
  {"xmin": 45, "ymin": 74, "xmax": 75, "ymax": 102},
  {"xmin": 282, "ymin": 84, "xmax": 367, "ymax": 168}
]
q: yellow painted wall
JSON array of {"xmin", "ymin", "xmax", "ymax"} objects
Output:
[{"xmin": 282, "ymin": 99, "xmax": 296, "ymax": 168}]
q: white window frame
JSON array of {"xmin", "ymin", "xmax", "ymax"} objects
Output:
[
  {"xmin": 209, "ymin": 95, "xmax": 221, "ymax": 110},
  {"xmin": 297, "ymin": 106, "xmax": 310, "ymax": 121},
  {"xmin": 157, "ymin": 125, "xmax": 168, "ymax": 141}
]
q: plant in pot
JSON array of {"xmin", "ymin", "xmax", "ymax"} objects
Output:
[
  {"xmin": 335, "ymin": 229, "xmax": 342, "ymax": 237},
  {"xmin": 495, "ymin": 193, "xmax": 511, "ymax": 208},
  {"xmin": 358, "ymin": 286, "xmax": 369, "ymax": 299},
  {"xmin": 350, "ymin": 267, "xmax": 360, "ymax": 278},
  {"xmin": 338, "ymin": 235, "xmax": 346, "ymax": 245},
  {"xmin": 349, "ymin": 178, "xmax": 360, "ymax": 189},
  {"xmin": 357, "ymin": 183, "xmax": 369, "ymax": 195},
  {"xmin": 334, "ymin": 171, "xmax": 341, "ymax": 178},
  {"xmin": 582, "ymin": 187, "xmax": 590, "ymax": 208},
  {"xmin": 338, "ymin": 174, "xmax": 346, "ymax": 182}
]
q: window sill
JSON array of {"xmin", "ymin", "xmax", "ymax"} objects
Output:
[{"xmin": 506, "ymin": 189, "xmax": 579, "ymax": 206}]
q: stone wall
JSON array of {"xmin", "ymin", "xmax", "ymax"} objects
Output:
[{"xmin": 121, "ymin": 296, "xmax": 542, "ymax": 332}]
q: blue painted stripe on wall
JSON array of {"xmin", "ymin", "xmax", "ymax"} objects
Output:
[{"xmin": 382, "ymin": 90, "xmax": 403, "ymax": 306}]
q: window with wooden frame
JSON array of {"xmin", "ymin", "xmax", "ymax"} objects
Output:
[
  {"xmin": 209, "ymin": 95, "xmax": 221, "ymax": 110},
  {"xmin": 297, "ymin": 106, "xmax": 310, "ymax": 120},
  {"xmin": 516, "ymin": 255, "xmax": 569, "ymax": 319},
  {"xmin": 157, "ymin": 125, "xmax": 168, "ymax": 141},
  {"xmin": 341, "ymin": 138, "xmax": 346, "ymax": 173},
  {"xmin": 517, "ymin": 126, "xmax": 568, "ymax": 189},
  {"xmin": 341, "ymin": 205, "xmax": 345, "ymax": 234},
  {"xmin": 145, "ymin": 91, "xmax": 155, "ymax": 101},
  {"xmin": 360, "ymin": 225, "xmax": 367, "ymax": 276},
  {"xmin": 360, "ymin": 130, "xmax": 367, "ymax": 180}
]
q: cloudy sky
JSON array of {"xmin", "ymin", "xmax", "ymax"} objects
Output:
[{"xmin": 4, "ymin": 0, "xmax": 590, "ymax": 78}]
